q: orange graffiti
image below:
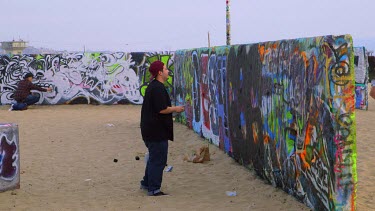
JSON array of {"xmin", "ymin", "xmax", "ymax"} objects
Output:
[
  {"xmin": 298, "ymin": 109, "xmax": 319, "ymax": 170},
  {"xmin": 293, "ymin": 47, "xmax": 300, "ymax": 54},
  {"xmin": 272, "ymin": 43, "xmax": 278, "ymax": 49},
  {"xmin": 252, "ymin": 122, "xmax": 259, "ymax": 143},
  {"xmin": 312, "ymin": 55, "xmax": 318, "ymax": 80},
  {"xmin": 258, "ymin": 44, "xmax": 268, "ymax": 63},
  {"xmin": 263, "ymin": 134, "xmax": 270, "ymax": 144},
  {"xmin": 351, "ymin": 190, "xmax": 356, "ymax": 211},
  {"xmin": 301, "ymin": 52, "xmax": 309, "ymax": 68}
]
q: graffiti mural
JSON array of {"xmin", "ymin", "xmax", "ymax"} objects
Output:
[
  {"xmin": 174, "ymin": 35, "xmax": 357, "ymax": 210},
  {"xmin": 133, "ymin": 52, "xmax": 175, "ymax": 99},
  {"xmin": 354, "ymin": 47, "xmax": 369, "ymax": 110},
  {"xmin": 0, "ymin": 123, "xmax": 20, "ymax": 192},
  {"xmin": 0, "ymin": 52, "xmax": 174, "ymax": 105}
]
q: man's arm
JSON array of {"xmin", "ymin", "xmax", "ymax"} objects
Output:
[
  {"xmin": 29, "ymin": 82, "xmax": 51, "ymax": 92},
  {"xmin": 159, "ymin": 106, "xmax": 184, "ymax": 114}
]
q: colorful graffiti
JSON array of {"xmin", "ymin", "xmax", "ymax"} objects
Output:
[
  {"xmin": 354, "ymin": 47, "xmax": 369, "ymax": 110},
  {"xmin": 0, "ymin": 52, "xmax": 174, "ymax": 105},
  {"xmin": 0, "ymin": 123, "xmax": 20, "ymax": 192},
  {"xmin": 174, "ymin": 35, "xmax": 357, "ymax": 210},
  {"xmin": 135, "ymin": 52, "xmax": 175, "ymax": 99}
]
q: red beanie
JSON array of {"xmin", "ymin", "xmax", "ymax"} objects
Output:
[{"xmin": 149, "ymin": 61, "xmax": 164, "ymax": 80}]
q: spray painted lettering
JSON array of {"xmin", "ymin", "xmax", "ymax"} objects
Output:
[{"xmin": 174, "ymin": 35, "xmax": 357, "ymax": 210}]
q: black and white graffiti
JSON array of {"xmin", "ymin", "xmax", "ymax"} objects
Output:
[
  {"xmin": 0, "ymin": 52, "xmax": 174, "ymax": 105},
  {"xmin": 0, "ymin": 123, "xmax": 20, "ymax": 192}
]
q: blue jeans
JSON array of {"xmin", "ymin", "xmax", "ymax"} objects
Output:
[
  {"xmin": 140, "ymin": 140, "xmax": 168, "ymax": 195},
  {"xmin": 12, "ymin": 94, "xmax": 40, "ymax": 111},
  {"xmin": 23, "ymin": 94, "xmax": 40, "ymax": 105}
]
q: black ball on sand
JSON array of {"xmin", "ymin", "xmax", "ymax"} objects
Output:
[
  {"xmin": 113, "ymin": 159, "xmax": 118, "ymax": 163},
  {"xmin": 135, "ymin": 156, "xmax": 140, "ymax": 160}
]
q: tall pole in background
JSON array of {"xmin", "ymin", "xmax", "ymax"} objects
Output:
[
  {"xmin": 226, "ymin": 0, "xmax": 231, "ymax": 46},
  {"xmin": 208, "ymin": 31, "xmax": 211, "ymax": 48}
]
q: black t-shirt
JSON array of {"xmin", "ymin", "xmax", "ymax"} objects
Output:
[{"xmin": 140, "ymin": 79, "xmax": 173, "ymax": 141}]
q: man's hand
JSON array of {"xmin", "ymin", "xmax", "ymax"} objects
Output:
[
  {"xmin": 174, "ymin": 106, "xmax": 185, "ymax": 113},
  {"xmin": 160, "ymin": 106, "xmax": 185, "ymax": 114}
]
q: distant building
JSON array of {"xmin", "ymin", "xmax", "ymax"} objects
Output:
[{"xmin": 0, "ymin": 40, "xmax": 28, "ymax": 55}]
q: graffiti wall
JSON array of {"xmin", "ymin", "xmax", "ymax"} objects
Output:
[
  {"xmin": 174, "ymin": 35, "xmax": 357, "ymax": 210},
  {"xmin": 0, "ymin": 123, "xmax": 20, "ymax": 192},
  {"xmin": 0, "ymin": 52, "xmax": 174, "ymax": 105},
  {"xmin": 354, "ymin": 47, "xmax": 369, "ymax": 110}
]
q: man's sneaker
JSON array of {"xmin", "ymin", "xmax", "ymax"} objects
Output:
[
  {"xmin": 147, "ymin": 190, "xmax": 168, "ymax": 196},
  {"xmin": 8, "ymin": 104, "xmax": 14, "ymax": 111},
  {"xmin": 150, "ymin": 191, "xmax": 168, "ymax": 196}
]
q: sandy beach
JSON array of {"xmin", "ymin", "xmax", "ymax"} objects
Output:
[{"xmin": 0, "ymin": 100, "xmax": 373, "ymax": 210}]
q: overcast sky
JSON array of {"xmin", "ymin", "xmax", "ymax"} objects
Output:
[{"xmin": 1, "ymin": 0, "xmax": 374, "ymax": 52}]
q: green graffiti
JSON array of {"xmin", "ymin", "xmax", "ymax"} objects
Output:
[
  {"xmin": 287, "ymin": 138, "xmax": 294, "ymax": 155},
  {"xmin": 141, "ymin": 54, "xmax": 174, "ymax": 97},
  {"xmin": 107, "ymin": 63, "xmax": 120, "ymax": 75},
  {"xmin": 35, "ymin": 54, "xmax": 43, "ymax": 60}
]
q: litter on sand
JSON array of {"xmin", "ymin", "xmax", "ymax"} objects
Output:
[
  {"xmin": 225, "ymin": 191, "xmax": 237, "ymax": 196},
  {"xmin": 165, "ymin": 166, "xmax": 173, "ymax": 172}
]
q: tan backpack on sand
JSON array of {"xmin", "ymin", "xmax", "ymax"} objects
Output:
[{"xmin": 184, "ymin": 145, "xmax": 210, "ymax": 163}]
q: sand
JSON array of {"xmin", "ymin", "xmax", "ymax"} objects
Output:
[{"xmin": 0, "ymin": 100, "xmax": 373, "ymax": 210}]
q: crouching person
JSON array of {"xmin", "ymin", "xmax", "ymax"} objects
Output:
[{"xmin": 10, "ymin": 73, "xmax": 52, "ymax": 111}]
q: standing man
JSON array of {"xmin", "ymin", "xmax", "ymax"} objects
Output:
[
  {"xmin": 370, "ymin": 79, "xmax": 375, "ymax": 100},
  {"xmin": 140, "ymin": 61, "xmax": 184, "ymax": 196},
  {"xmin": 10, "ymin": 73, "xmax": 52, "ymax": 111}
]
